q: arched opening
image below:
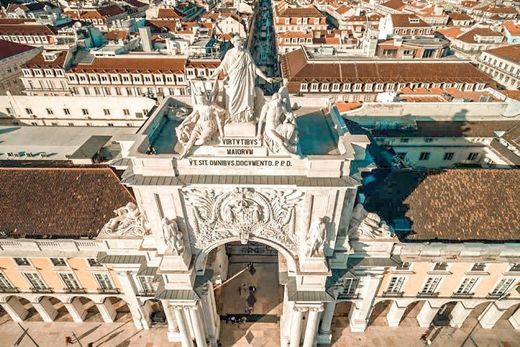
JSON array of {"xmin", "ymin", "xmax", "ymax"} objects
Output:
[
  {"xmin": 330, "ymin": 301, "xmax": 353, "ymax": 345},
  {"xmin": 206, "ymin": 240, "xmax": 284, "ymax": 346},
  {"xmin": 145, "ymin": 299, "xmax": 167, "ymax": 326},
  {"xmin": 105, "ymin": 297, "xmax": 132, "ymax": 322},
  {"xmin": 369, "ymin": 300, "xmax": 393, "ymax": 326},
  {"xmin": 39, "ymin": 296, "xmax": 72, "ymax": 322},
  {"xmin": 432, "ymin": 301, "xmax": 457, "ymax": 326},
  {"xmin": 462, "ymin": 301, "xmax": 492, "ymax": 328},
  {"xmin": 72, "ymin": 297, "xmax": 103, "ymax": 322},
  {"xmin": 400, "ymin": 301, "xmax": 425, "ymax": 326},
  {"xmin": 8, "ymin": 296, "xmax": 41, "ymax": 321}
]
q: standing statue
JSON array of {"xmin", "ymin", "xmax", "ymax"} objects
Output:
[
  {"xmin": 306, "ymin": 217, "xmax": 327, "ymax": 257},
  {"xmin": 176, "ymin": 86, "xmax": 226, "ymax": 159},
  {"xmin": 257, "ymin": 92, "xmax": 298, "ymax": 156},
  {"xmin": 210, "ymin": 34, "xmax": 273, "ymax": 122},
  {"xmin": 162, "ymin": 217, "xmax": 184, "ymax": 255}
]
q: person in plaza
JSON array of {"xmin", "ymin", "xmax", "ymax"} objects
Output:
[{"xmin": 210, "ymin": 34, "xmax": 273, "ymax": 122}]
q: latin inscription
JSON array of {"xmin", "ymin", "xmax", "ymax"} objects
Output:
[
  {"xmin": 221, "ymin": 138, "xmax": 260, "ymax": 147},
  {"xmin": 188, "ymin": 158, "xmax": 293, "ymax": 167}
]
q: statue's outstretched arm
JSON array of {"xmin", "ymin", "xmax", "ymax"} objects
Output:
[{"xmin": 255, "ymin": 67, "xmax": 273, "ymax": 83}]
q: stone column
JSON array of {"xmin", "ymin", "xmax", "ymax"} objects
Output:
[
  {"xmin": 319, "ymin": 301, "xmax": 336, "ymax": 335},
  {"xmin": 349, "ymin": 274, "xmax": 383, "ymax": 332},
  {"xmin": 162, "ymin": 301, "xmax": 179, "ymax": 335},
  {"xmin": 1, "ymin": 297, "xmax": 29, "ymax": 322},
  {"xmin": 508, "ymin": 307, "xmax": 520, "ymax": 330},
  {"xmin": 478, "ymin": 303, "xmax": 505, "ymax": 329},
  {"xmin": 96, "ymin": 299, "xmax": 116, "ymax": 323},
  {"xmin": 303, "ymin": 308, "xmax": 321, "ymax": 347},
  {"xmin": 32, "ymin": 297, "xmax": 58, "ymax": 322},
  {"xmin": 188, "ymin": 305, "xmax": 207, "ymax": 347},
  {"xmin": 200, "ymin": 283, "xmax": 219, "ymax": 345},
  {"xmin": 449, "ymin": 302, "xmax": 472, "ymax": 328},
  {"xmin": 65, "ymin": 298, "xmax": 87, "ymax": 323},
  {"xmin": 289, "ymin": 307, "xmax": 305, "ymax": 347},
  {"xmin": 174, "ymin": 306, "xmax": 194, "ymax": 347},
  {"xmin": 116, "ymin": 271, "xmax": 150, "ymax": 329},
  {"xmin": 386, "ymin": 301, "xmax": 407, "ymax": 327},
  {"xmin": 417, "ymin": 301, "xmax": 439, "ymax": 327}
]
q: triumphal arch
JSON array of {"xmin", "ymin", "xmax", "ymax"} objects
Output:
[{"xmin": 97, "ymin": 40, "xmax": 378, "ymax": 347}]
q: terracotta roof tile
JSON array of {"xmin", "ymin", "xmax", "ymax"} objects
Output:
[
  {"xmin": 390, "ymin": 14, "xmax": 431, "ymax": 28},
  {"xmin": 503, "ymin": 21, "xmax": 520, "ymax": 36},
  {"xmin": 24, "ymin": 50, "xmax": 67, "ymax": 69},
  {"xmin": 71, "ymin": 56, "xmax": 186, "ymax": 74},
  {"xmin": 484, "ymin": 44, "xmax": 520, "ymax": 63},
  {"xmin": 0, "ymin": 39, "xmax": 37, "ymax": 60},
  {"xmin": 364, "ymin": 169, "xmax": 520, "ymax": 241},
  {"xmin": 0, "ymin": 167, "xmax": 134, "ymax": 238},
  {"xmin": 455, "ymin": 27, "xmax": 504, "ymax": 44}
]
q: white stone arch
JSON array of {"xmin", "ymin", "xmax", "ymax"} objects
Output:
[{"xmin": 194, "ymin": 235, "xmax": 298, "ymax": 274}]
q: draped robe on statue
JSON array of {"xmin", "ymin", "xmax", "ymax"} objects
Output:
[{"xmin": 219, "ymin": 49, "xmax": 257, "ymax": 122}]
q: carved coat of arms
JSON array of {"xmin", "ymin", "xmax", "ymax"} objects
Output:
[{"xmin": 183, "ymin": 188, "xmax": 302, "ymax": 251}]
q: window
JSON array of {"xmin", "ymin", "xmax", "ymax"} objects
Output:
[
  {"xmin": 0, "ymin": 272, "xmax": 14, "ymax": 290},
  {"xmin": 25, "ymin": 108, "xmax": 33, "ymax": 115},
  {"xmin": 60, "ymin": 273, "xmax": 81, "ymax": 290},
  {"xmin": 340, "ymin": 278, "xmax": 359, "ymax": 298},
  {"xmin": 424, "ymin": 138, "xmax": 433, "ymax": 143},
  {"xmin": 24, "ymin": 272, "xmax": 47, "ymax": 290},
  {"xmin": 420, "ymin": 277, "xmax": 442, "ymax": 295},
  {"xmin": 50, "ymin": 258, "xmax": 67, "ymax": 267},
  {"xmin": 138, "ymin": 276, "xmax": 155, "ymax": 293},
  {"xmin": 81, "ymin": 108, "xmax": 89, "ymax": 116},
  {"xmin": 46, "ymin": 108, "xmax": 53, "ymax": 115},
  {"xmin": 471, "ymin": 263, "xmax": 486, "ymax": 272},
  {"xmin": 87, "ymin": 258, "xmax": 102, "ymax": 267},
  {"xmin": 123, "ymin": 109, "xmax": 130, "ymax": 116},
  {"xmin": 419, "ymin": 152, "xmax": 430, "ymax": 161},
  {"xmin": 400, "ymin": 138, "xmax": 409, "ymax": 143},
  {"xmin": 509, "ymin": 264, "xmax": 520, "ymax": 272},
  {"xmin": 63, "ymin": 108, "xmax": 70, "ymax": 115},
  {"xmin": 467, "ymin": 152, "xmax": 479, "ymax": 161},
  {"xmin": 103, "ymin": 109, "xmax": 110, "ymax": 116},
  {"xmin": 396, "ymin": 152, "xmax": 407, "ymax": 160},
  {"xmin": 94, "ymin": 273, "xmax": 115, "ymax": 290},
  {"xmin": 491, "ymin": 278, "xmax": 515, "ymax": 296},
  {"xmin": 443, "ymin": 152, "xmax": 454, "ymax": 161},
  {"xmin": 310, "ymin": 83, "xmax": 319, "ymax": 92},
  {"xmin": 300, "ymin": 83, "xmax": 308, "ymax": 92},
  {"xmin": 455, "ymin": 278, "xmax": 477, "ymax": 295},
  {"xmin": 386, "ymin": 277, "xmax": 405, "ymax": 294},
  {"xmin": 433, "ymin": 262, "xmax": 449, "ymax": 271},
  {"xmin": 14, "ymin": 257, "xmax": 30, "ymax": 266},
  {"xmin": 397, "ymin": 262, "xmax": 411, "ymax": 270}
]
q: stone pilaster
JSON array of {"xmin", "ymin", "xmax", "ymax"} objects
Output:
[
  {"xmin": 478, "ymin": 303, "xmax": 505, "ymax": 329},
  {"xmin": 349, "ymin": 273, "xmax": 383, "ymax": 332},
  {"xmin": 1, "ymin": 297, "xmax": 28, "ymax": 322},
  {"xmin": 386, "ymin": 301, "xmax": 407, "ymax": 327},
  {"xmin": 303, "ymin": 306, "xmax": 323, "ymax": 347},
  {"xmin": 416, "ymin": 301, "xmax": 439, "ymax": 327},
  {"xmin": 32, "ymin": 297, "xmax": 58, "ymax": 322},
  {"xmin": 289, "ymin": 306, "xmax": 305, "ymax": 347},
  {"xmin": 173, "ymin": 306, "xmax": 194, "ymax": 347},
  {"xmin": 449, "ymin": 302, "xmax": 472, "ymax": 328}
]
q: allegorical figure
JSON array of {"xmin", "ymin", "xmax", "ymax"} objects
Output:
[
  {"xmin": 176, "ymin": 87, "xmax": 226, "ymax": 158},
  {"xmin": 257, "ymin": 92, "xmax": 297, "ymax": 156},
  {"xmin": 210, "ymin": 35, "xmax": 273, "ymax": 122},
  {"xmin": 162, "ymin": 217, "xmax": 184, "ymax": 255},
  {"xmin": 306, "ymin": 217, "xmax": 327, "ymax": 257}
]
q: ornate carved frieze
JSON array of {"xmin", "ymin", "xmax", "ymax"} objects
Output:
[
  {"xmin": 347, "ymin": 204, "xmax": 395, "ymax": 239},
  {"xmin": 182, "ymin": 187, "xmax": 303, "ymax": 251}
]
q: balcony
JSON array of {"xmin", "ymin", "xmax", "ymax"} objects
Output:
[
  {"xmin": 137, "ymin": 290, "xmax": 156, "ymax": 296},
  {"xmin": 337, "ymin": 293, "xmax": 359, "ymax": 300},
  {"xmin": 0, "ymin": 287, "xmax": 19, "ymax": 293},
  {"xmin": 30, "ymin": 287, "xmax": 53, "ymax": 293},
  {"xmin": 97, "ymin": 288, "xmax": 119, "ymax": 294},
  {"xmin": 382, "ymin": 291, "xmax": 404, "ymax": 298},
  {"xmin": 417, "ymin": 292, "xmax": 439, "ymax": 298},
  {"xmin": 64, "ymin": 288, "xmax": 86, "ymax": 294},
  {"xmin": 452, "ymin": 292, "xmax": 474, "ymax": 298}
]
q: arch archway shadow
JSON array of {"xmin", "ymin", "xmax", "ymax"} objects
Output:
[
  {"xmin": 72, "ymin": 297, "xmax": 104, "ymax": 322},
  {"xmin": 330, "ymin": 301, "xmax": 353, "ymax": 345}
]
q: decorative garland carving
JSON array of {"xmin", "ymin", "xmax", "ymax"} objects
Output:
[{"xmin": 182, "ymin": 188, "xmax": 302, "ymax": 251}]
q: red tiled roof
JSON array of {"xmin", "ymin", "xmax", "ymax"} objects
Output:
[
  {"xmin": 71, "ymin": 56, "xmax": 186, "ymax": 74},
  {"xmin": 455, "ymin": 27, "xmax": 503, "ymax": 43},
  {"xmin": 157, "ymin": 8, "xmax": 181, "ymax": 19},
  {"xmin": 390, "ymin": 14, "xmax": 431, "ymax": 28},
  {"xmin": 484, "ymin": 44, "xmax": 520, "ymax": 64},
  {"xmin": 503, "ymin": 21, "xmax": 520, "ymax": 36},
  {"xmin": 364, "ymin": 169, "xmax": 520, "ymax": 241},
  {"xmin": 0, "ymin": 39, "xmax": 37, "ymax": 60},
  {"xmin": 0, "ymin": 167, "xmax": 134, "ymax": 238},
  {"xmin": 24, "ymin": 50, "xmax": 67, "ymax": 68},
  {"xmin": 277, "ymin": 5, "xmax": 325, "ymax": 18},
  {"xmin": 0, "ymin": 23, "xmax": 57, "ymax": 36}
]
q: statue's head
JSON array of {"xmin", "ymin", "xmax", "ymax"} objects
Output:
[{"xmin": 231, "ymin": 34, "xmax": 244, "ymax": 49}]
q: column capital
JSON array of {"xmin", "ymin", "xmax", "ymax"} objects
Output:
[{"xmin": 294, "ymin": 306, "xmax": 308, "ymax": 312}]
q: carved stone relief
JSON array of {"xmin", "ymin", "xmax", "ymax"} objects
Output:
[
  {"xmin": 99, "ymin": 202, "xmax": 150, "ymax": 238},
  {"xmin": 182, "ymin": 187, "xmax": 303, "ymax": 251},
  {"xmin": 347, "ymin": 204, "xmax": 395, "ymax": 239}
]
